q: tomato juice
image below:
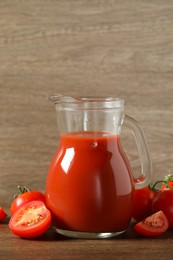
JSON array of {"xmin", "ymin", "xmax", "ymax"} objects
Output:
[{"xmin": 46, "ymin": 132, "xmax": 135, "ymax": 233}]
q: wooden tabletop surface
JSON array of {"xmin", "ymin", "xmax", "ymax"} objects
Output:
[
  {"xmin": 1, "ymin": 0, "xmax": 173, "ymax": 259},
  {"xmin": 0, "ymin": 210, "xmax": 173, "ymax": 260}
]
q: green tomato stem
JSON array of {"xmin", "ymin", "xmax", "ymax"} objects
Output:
[
  {"xmin": 14, "ymin": 185, "xmax": 30, "ymax": 199},
  {"xmin": 149, "ymin": 180, "xmax": 167, "ymax": 192}
]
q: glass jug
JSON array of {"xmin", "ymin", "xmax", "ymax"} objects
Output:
[{"xmin": 45, "ymin": 95, "xmax": 152, "ymax": 239}]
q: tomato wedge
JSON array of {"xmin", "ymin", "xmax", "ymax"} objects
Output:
[
  {"xmin": 9, "ymin": 200, "xmax": 52, "ymax": 238},
  {"xmin": 0, "ymin": 207, "xmax": 7, "ymax": 221},
  {"xmin": 133, "ymin": 211, "xmax": 169, "ymax": 237}
]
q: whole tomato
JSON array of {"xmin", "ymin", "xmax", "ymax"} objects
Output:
[
  {"xmin": 11, "ymin": 186, "xmax": 45, "ymax": 215},
  {"xmin": 0, "ymin": 207, "xmax": 7, "ymax": 221},
  {"xmin": 161, "ymin": 174, "xmax": 173, "ymax": 191},
  {"xmin": 132, "ymin": 185, "xmax": 156, "ymax": 222},
  {"xmin": 152, "ymin": 190, "xmax": 173, "ymax": 229}
]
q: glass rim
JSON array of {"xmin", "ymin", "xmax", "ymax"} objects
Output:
[{"xmin": 47, "ymin": 95, "xmax": 124, "ymax": 110}]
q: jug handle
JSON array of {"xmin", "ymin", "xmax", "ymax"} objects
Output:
[{"xmin": 123, "ymin": 114, "xmax": 152, "ymax": 189}]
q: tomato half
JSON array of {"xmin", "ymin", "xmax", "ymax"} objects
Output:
[
  {"xmin": 152, "ymin": 190, "xmax": 173, "ymax": 229},
  {"xmin": 133, "ymin": 211, "xmax": 169, "ymax": 237},
  {"xmin": 0, "ymin": 207, "xmax": 7, "ymax": 221},
  {"xmin": 11, "ymin": 188, "xmax": 45, "ymax": 215},
  {"xmin": 9, "ymin": 200, "xmax": 52, "ymax": 238},
  {"xmin": 132, "ymin": 186, "xmax": 156, "ymax": 222}
]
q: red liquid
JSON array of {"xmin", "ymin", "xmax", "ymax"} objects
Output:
[{"xmin": 46, "ymin": 132, "xmax": 135, "ymax": 233}]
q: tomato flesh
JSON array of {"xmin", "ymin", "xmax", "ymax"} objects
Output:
[
  {"xmin": 0, "ymin": 207, "xmax": 7, "ymax": 221},
  {"xmin": 11, "ymin": 190, "xmax": 45, "ymax": 215},
  {"xmin": 133, "ymin": 211, "xmax": 168, "ymax": 237},
  {"xmin": 9, "ymin": 200, "xmax": 51, "ymax": 238}
]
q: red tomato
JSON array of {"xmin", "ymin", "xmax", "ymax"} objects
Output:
[
  {"xmin": 132, "ymin": 186, "xmax": 156, "ymax": 222},
  {"xmin": 161, "ymin": 181, "xmax": 173, "ymax": 191},
  {"xmin": 11, "ymin": 188, "xmax": 45, "ymax": 215},
  {"xmin": 161, "ymin": 174, "xmax": 173, "ymax": 191},
  {"xmin": 152, "ymin": 190, "xmax": 173, "ymax": 229},
  {"xmin": 0, "ymin": 207, "xmax": 7, "ymax": 221},
  {"xmin": 9, "ymin": 200, "xmax": 52, "ymax": 238},
  {"xmin": 133, "ymin": 211, "xmax": 169, "ymax": 237}
]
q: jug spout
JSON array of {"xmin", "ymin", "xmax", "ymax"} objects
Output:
[{"xmin": 47, "ymin": 94, "xmax": 76, "ymax": 104}]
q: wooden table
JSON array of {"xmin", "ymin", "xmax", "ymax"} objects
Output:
[{"xmin": 1, "ymin": 202, "xmax": 173, "ymax": 260}]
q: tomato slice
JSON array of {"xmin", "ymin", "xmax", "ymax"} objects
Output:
[
  {"xmin": 133, "ymin": 211, "xmax": 169, "ymax": 237},
  {"xmin": 9, "ymin": 200, "xmax": 51, "ymax": 238},
  {"xmin": 0, "ymin": 207, "xmax": 7, "ymax": 221}
]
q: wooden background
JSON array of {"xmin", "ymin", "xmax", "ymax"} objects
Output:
[{"xmin": 0, "ymin": 0, "xmax": 173, "ymax": 207}]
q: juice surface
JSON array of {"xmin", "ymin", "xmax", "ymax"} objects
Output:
[{"xmin": 46, "ymin": 132, "xmax": 135, "ymax": 232}]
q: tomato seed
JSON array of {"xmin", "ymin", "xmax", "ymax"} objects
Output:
[{"xmin": 21, "ymin": 214, "xmax": 43, "ymax": 227}]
